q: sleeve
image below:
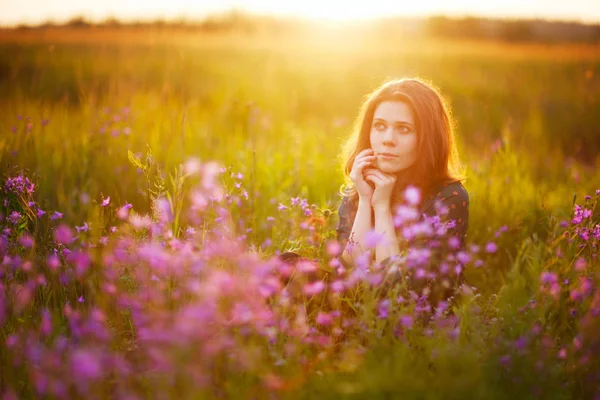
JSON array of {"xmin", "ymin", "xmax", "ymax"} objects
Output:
[
  {"xmin": 381, "ymin": 184, "xmax": 470, "ymax": 305},
  {"xmin": 335, "ymin": 195, "xmax": 357, "ymax": 249},
  {"xmin": 421, "ymin": 185, "xmax": 469, "ymax": 246},
  {"xmin": 335, "ymin": 195, "xmax": 358, "ymax": 270}
]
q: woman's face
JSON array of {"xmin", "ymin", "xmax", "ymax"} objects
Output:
[{"xmin": 369, "ymin": 100, "xmax": 418, "ymax": 174}]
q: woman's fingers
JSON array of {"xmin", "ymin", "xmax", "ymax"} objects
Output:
[
  {"xmin": 359, "ymin": 148, "xmax": 374, "ymax": 157},
  {"xmin": 356, "ymin": 160, "xmax": 373, "ymax": 171},
  {"xmin": 364, "ymin": 168, "xmax": 396, "ymax": 184},
  {"xmin": 364, "ymin": 173, "xmax": 384, "ymax": 186},
  {"xmin": 354, "ymin": 150, "xmax": 375, "ymax": 164},
  {"xmin": 351, "ymin": 157, "xmax": 376, "ymax": 181},
  {"xmin": 354, "ymin": 156, "xmax": 376, "ymax": 169}
]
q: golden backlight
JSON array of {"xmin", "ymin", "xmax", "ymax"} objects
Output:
[{"xmin": 1, "ymin": 0, "xmax": 599, "ymax": 26}]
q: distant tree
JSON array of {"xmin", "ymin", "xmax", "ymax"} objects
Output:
[
  {"xmin": 65, "ymin": 16, "xmax": 90, "ymax": 28},
  {"xmin": 15, "ymin": 24, "xmax": 34, "ymax": 30},
  {"xmin": 427, "ymin": 16, "xmax": 484, "ymax": 39},
  {"xmin": 500, "ymin": 20, "xmax": 533, "ymax": 42},
  {"xmin": 102, "ymin": 17, "xmax": 121, "ymax": 28},
  {"xmin": 38, "ymin": 20, "xmax": 57, "ymax": 29}
]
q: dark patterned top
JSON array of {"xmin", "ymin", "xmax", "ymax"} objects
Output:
[{"xmin": 335, "ymin": 180, "xmax": 469, "ymax": 261}]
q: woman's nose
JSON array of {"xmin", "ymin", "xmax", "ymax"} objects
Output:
[{"xmin": 383, "ymin": 129, "xmax": 395, "ymax": 146}]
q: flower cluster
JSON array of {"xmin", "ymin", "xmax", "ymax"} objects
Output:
[
  {"xmin": 1, "ymin": 164, "xmax": 599, "ymax": 399},
  {"xmin": 4, "ymin": 175, "xmax": 35, "ymax": 195}
]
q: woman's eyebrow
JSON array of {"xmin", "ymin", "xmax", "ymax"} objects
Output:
[{"xmin": 373, "ymin": 117, "xmax": 414, "ymax": 126}]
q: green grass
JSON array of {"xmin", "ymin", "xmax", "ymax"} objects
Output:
[
  {"xmin": 1, "ymin": 29, "xmax": 599, "ymax": 398},
  {"xmin": 2, "ymin": 31, "xmax": 599, "ymax": 273}
]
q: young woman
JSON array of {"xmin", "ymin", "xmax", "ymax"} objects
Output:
[{"xmin": 336, "ymin": 78, "xmax": 469, "ymax": 273}]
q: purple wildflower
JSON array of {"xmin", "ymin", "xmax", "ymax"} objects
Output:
[
  {"xmin": 326, "ymin": 240, "xmax": 341, "ymax": 256},
  {"xmin": 8, "ymin": 211, "xmax": 21, "ymax": 224},
  {"xmin": 5, "ymin": 175, "xmax": 35, "ymax": 195},
  {"xmin": 400, "ymin": 315, "xmax": 413, "ymax": 329},
  {"xmin": 513, "ymin": 335, "xmax": 528, "ymax": 350},
  {"xmin": 18, "ymin": 234, "xmax": 34, "ymax": 248},
  {"xmin": 316, "ymin": 312, "xmax": 333, "ymax": 326},
  {"xmin": 117, "ymin": 202, "xmax": 133, "ymax": 220},
  {"xmin": 304, "ymin": 281, "xmax": 325, "ymax": 296},
  {"xmin": 378, "ymin": 299, "xmax": 390, "ymax": 319},
  {"xmin": 448, "ymin": 236, "xmax": 461, "ymax": 250},
  {"xmin": 485, "ymin": 242, "xmax": 498, "ymax": 253},
  {"xmin": 100, "ymin": 196, "xmax": 110, "ymax": 207},
  {"xmin": 558, "ymin": 348, "xmax": 567, "ymax": 360},
  {"xmin": 572, "ymin": 205, "xmax": 583, "ymax": 225},
  {"xmin": 71, "ymin": 349, "xmax": 103, "ymax": 380},
  {"xmin": 76, "ymin": 222, "xmax": 89, "ymax": 233},
  {"xmin": 41, "ymin": 309, "xmax": 52, "ymax": 336},
  {"xmin": 330, "ymin": 280, "xmax": 345, "ymax": 292},
  {"xmin": 54, "ymin": 224, "xmax": 74, "ymax": 244},
  {"xmin": 574, "ymin": 257, "xmax": 587, "ymax": 271},
  {"xmin": 456, "ymin": 251, "xmax": 471, "ymax": 264},
  {"xmin": 540, "ymin": 272, "xmax": 558, "ymax": 285},
  {"xmin": 499, "ymin": 355, "xmax": 511, "ymax": 368},
  {"xmin": 404, "ymin": 186, "xmax": 421, "ymax": 206},
  {"xmin": 50, "ymin": 211, "xmax": 63, "ymax": 221},
  {"xmin": 364, "ymin": 230, "xmax": 385, "ymax": 248}
]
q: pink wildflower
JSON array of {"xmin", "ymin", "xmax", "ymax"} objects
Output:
[
  {"xmin": 404, "ymin": 186, "xmax": 421, "ymax": 206},
  {"xmin": 100, "ymin": 196, "xmax": 110, "ymax": 207},
  {"xmin": 485, "ymin": 242, "xmax": 498, "ymax": 253},
  {"xmin": 316, "ymin": 312, "xmax": 333, "ymax": 326},
  {"xmin": 304, "ymin": 281, "xmax": 325, "ymax": 296}
]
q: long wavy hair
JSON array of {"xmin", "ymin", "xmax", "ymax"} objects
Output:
[{"xmin": 340, "ymin": 77, "xmax": 465, "ymax": 206}]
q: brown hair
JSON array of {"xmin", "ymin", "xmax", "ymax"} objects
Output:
[{"xmin": 340, "ymin": 77, "xmax": 465, "ymax": 205}]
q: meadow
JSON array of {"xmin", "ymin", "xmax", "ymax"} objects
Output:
[{"xmin": 0, "ymin": 26, "xmax": 600, "ymax": 398}]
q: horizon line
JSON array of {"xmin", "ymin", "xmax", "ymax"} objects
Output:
[{"xmin": 1, "ymin": 8, "xmax": 599, "ymax": 29}]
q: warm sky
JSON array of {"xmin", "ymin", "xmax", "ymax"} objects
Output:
[{"xmin": 1, "ymin": 0, "xmax": 599, "ymax": 26}]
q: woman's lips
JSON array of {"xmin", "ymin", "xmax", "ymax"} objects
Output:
[{"xmin": 379, "ymin": 153, "xmax": 398, "ymax": 160}]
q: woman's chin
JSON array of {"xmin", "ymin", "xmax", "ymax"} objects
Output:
[
  {"xmin": 377, "ymin": 159, "xmax": 414, "ymax": 174},
  {"xmin": 378, "ymin": 164, "xmax": 403, "ymax": 174}
]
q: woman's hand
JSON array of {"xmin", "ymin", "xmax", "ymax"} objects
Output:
[
  {"xmin": 364, "ymin": 168, "xmax": 397, "ymax": 211},
  {"xmin": 349, "ymin": 149, "xmax": 377, "ymax": 201}
]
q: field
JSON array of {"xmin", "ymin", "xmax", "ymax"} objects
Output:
[{"xmin": 1, "ymin": 26, "xmax": 600, "ymax": 399}]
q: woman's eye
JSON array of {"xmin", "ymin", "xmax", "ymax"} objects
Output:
[
  {"xmin": 374, "ymin": 122, "xmax": 386, "ymax": 131},
  {"xmin": 397, "ymin": 126, "xmax": 411, "ymax": 134}
]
